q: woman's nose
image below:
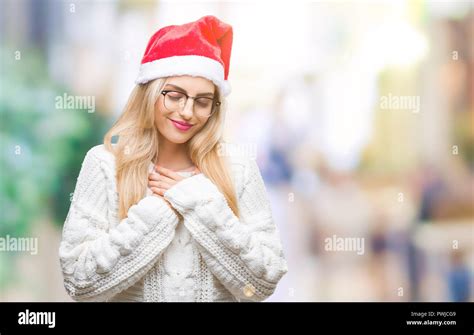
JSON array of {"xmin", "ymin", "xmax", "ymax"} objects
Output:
[{"xmin": 179, "ymin": 98, "xmax": 194, "ymax": 119}]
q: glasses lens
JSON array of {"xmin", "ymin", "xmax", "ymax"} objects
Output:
[
  {"xmin": 164, "ymin": 91, "xmax": 186, "ymax": 112},
  {"xmin": 194, "ymin": 98, "xmax": 214, "ymax": 117},
  {"xmin": 164, "ymin": 91, "xmax": 218, "ymax": 117}
]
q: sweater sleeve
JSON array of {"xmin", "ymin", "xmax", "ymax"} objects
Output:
[
  {"xmin": 59, "ymin": 148, "xmax": 179, "ymax": 302},
  {"xmin": 164, "ymin": 158, "xmax": 288, "ymax": 301}
]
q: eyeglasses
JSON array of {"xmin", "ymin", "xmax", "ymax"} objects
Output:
[{"xmin": 161, "ymin": 90, "xmax": 221, "ymax": 118}]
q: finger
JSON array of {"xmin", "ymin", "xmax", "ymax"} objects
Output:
[
  {"xmin": 150, "ymin": 186, "xmax": 166, "ymax": 197},
  {"xmin": 148, "ymin": 173, "xmax": 161, "ymax": 181},
  {"xmin": 148, "ymin": 180, "xmax": 171, "ymax": 190},
  {"xmin": 155, "ymin": 165, "xmax": 185, "ymax": 181},
  {"xmin": 149, "ymin": 174, "xmax": 178, "ymax": 188},
  {"xmin": 156, "ymin": 174, "xmax": 178, "ymax": 186}
]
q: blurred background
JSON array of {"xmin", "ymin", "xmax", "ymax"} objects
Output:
[{"xmin": 0, "ymin": 0, "xmax": 472, "ymax": 302}]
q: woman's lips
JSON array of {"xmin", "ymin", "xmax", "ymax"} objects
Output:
[{"xmin": 169, "ymin": 118, "xmax": 193, "ymax": 131}]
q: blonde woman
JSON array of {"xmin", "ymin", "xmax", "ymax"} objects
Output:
[{"xmin": 59, "ymin": 15, "xmax": 287, "ymax": 302}]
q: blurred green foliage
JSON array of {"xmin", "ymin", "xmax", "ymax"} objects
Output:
[{"xmin": 0, "ymin": 47, "xmax": 109, "ymax": 288}]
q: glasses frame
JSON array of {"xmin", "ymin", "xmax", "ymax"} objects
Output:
[{"xmin": 161, "ymin": 90, "xmax": 221, "ymax": 118}]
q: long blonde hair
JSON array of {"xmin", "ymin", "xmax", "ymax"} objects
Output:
[{"xmin": 104, "ymin": 78, "xmax": 239, "ymax": 220}]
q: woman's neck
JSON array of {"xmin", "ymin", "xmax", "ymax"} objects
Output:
[{"xmin": 156, "ymin": 136, "xmax": 195, "ymax": 171}]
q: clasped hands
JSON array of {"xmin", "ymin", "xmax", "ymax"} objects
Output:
[{"xmin": 148, "ymin": 165, "xmax": 200, "ymax": 217}]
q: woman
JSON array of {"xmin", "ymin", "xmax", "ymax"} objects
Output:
[{"xmin": 59, "ymin": 15, "xmax": 287, "ymax": 302}]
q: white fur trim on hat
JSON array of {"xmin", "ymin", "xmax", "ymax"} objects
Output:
[{"xmin": 135, "ymin": 55, "xmax": 231, "ymax": 96}]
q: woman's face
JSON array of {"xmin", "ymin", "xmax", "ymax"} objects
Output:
[{"xmin": 155, "ymin": 75, "xmax": 216, "ymax": 144}]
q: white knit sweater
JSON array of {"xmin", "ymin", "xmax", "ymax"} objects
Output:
[{"xmin": 59, "ymin": 144, "xmax": 288, "ymax": 302}]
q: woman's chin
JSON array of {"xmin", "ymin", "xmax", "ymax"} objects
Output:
[{"xmin": 161, "ymin": 131, "xmax": 192, "ymax": 144}]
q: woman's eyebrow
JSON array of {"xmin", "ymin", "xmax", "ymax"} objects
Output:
[{"xmin": 164, "ymin": 84, "xmax": 214, "ymax": 97}]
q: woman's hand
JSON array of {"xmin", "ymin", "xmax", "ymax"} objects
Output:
[
  {"xmin": 148, "ymin": 165, "xmax": 200, "ymax": 196},
  {"xmin": 148, "ymin": 165, "xmax": 201, "ymax": 217}
]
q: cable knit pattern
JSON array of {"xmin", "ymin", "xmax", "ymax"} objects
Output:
[
  {"xmin": 164, "ymin": 158, "xmax": 288, "ymax": 301},
  {"xmin": 59, "ymin": 146, "xmax": 180, "ymax": 301},
  {"xmin": 59, "ymin": 144, "xmax": 288, "ymax": 302}
]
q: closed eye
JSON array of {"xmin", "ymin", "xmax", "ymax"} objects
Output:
[{"xmin": 195, "ymin": 98, "xmax": 213, "ymax": 108}]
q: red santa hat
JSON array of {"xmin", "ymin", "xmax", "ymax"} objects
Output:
[{"xmin": 135, "ymin": 15, "xmax": 233, "ymax": 96}]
